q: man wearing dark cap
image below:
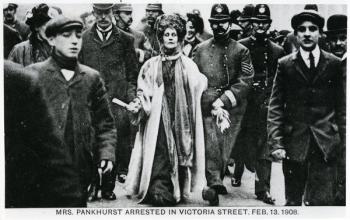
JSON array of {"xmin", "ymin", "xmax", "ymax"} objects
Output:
[
  {"xmin": 326, "ymin": 14, "xmax": 347, "ymax": 206},
  {"xmin": 136, "ymin": 3, "xmax": 164, "ymax": 56},
  {"xmin": 193, "ymin": 3, "xmax": 254, "ymax": 206},
  {"xmin": 268, "ymin": 9, "xmax": 345, "ymax": 206},
  {"xmin": 283, "ymin": 4, "xmax": 328, "ymax": 54},
  {"xmin": 26, "ymin": 16, "xmax": 117, "ymax": 207},
  {"xmin": 79, "ymin": 3, "xmax": 139, "ymax": 201},
  {"xmin": 3, "ymin": 3, "xmax": 30, "ymax": 41},
  {"xmin": 236, "ymin": 4, "xmax": 255, "ymax": 40},
  {"xmin": 231, "ymin": 4, "xmax": 285, "ymax": 205},
  {"xmin": 113, "ymin": 3, "xmax": 152, "ymax": 64}
]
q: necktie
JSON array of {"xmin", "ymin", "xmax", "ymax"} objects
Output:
[{"xmin": 309, "ymin": 52, "xmax": 315, "ymax": 70}]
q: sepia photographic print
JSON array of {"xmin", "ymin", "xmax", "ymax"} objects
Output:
[{"xmin": 1, "ymin": 0, "xmax": 348, "ymax": 219}]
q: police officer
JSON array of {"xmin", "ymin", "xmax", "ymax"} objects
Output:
[
  {"xmin": 192, "ymin": 3, "xmax": 254, "ymax": 206},
  {"xmin": 234, "ymin": 4, "xmax": 285, "ymax": 205}
]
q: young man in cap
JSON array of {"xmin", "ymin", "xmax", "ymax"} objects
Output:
[
  {"xmin": 3, "ymin": 3, "xmax": 30, "ymax": 41},
  {"xmin": 325, "ymin": 14, "xmax": 347, "ymax": 206},
  {"xmin": 113, "ymin": 3, "xmax": 152, "ymax": 64},
  {"xmin": 268, "ymin": 9, "xmax": 345, "ymax": 206},
  {"xmin": 192, "ymin": 3, "xmax": 254, "ymax": 206},
  {"xmin": 136, "ymin": 3, "xmax": 164, "ymax": 56},
  {"xmin": 232, "ymin": 4, "xmax": 285, "ymax": 205},
  {"xmin": 26, "ymin": 16, "xmax": 117, "ymax": 206},
  {"xmin": 79, "ymin": 3, "xmax": 138, "ymax": 201}
]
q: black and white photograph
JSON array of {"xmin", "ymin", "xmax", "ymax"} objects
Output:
[{"xmin": 1, "ymin": 0, "xmax": 348, "ymax": 218}]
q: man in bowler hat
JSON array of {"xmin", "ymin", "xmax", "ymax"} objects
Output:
[
  {"xmin": 79, "ymin": 4, "xmax": 139, "ymax": 201},
  {"xmin": 326, "ymin": 14, "xmax": 347, "ymax": 206},
  {"xmin": 193, "ymin": 3, "xmax": 254, "ymax": 206},
  {"xmin": 268, "ymin": 9, "xmax": 345, "ymax": 205}
]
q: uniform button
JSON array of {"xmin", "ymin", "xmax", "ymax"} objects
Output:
[
  {"xmin": 225, "ymin": 46, "xmax": 228, "ymax": 49},
  {"xmin": 211, "ymin": 44, "xmax": 214, "ymax": 48},
  {"xmin": 210, "ymin": 63, "xmax": 213, "ymax": 66},
  {"xmin": 61, "ymin": 103, "xmax": 65, "ymax": 109}
]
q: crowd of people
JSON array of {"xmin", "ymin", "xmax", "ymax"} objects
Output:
[{"xmin": 3, "ymin": 2, "xmax": 346, "ymax": 208}]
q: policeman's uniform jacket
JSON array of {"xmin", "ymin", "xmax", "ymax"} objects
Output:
[
  {"xmin": 26, "ymin": 58, "xmax": 117, "ymax": 194},
  {"xmin": 233, "ymin": 36, "xmax": 285, "ymax": 168},
  {"xmin": 267, "ymin": 50, "xmax": 345, "ymax": 162},
  {"xmin": 192, "ymin": 37, "xmax": 254, "ymax": 188}
]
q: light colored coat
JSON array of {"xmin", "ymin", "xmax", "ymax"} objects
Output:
[{"xmin": 125, "ymin": 55, "xmax": 207, "ymax": 203}]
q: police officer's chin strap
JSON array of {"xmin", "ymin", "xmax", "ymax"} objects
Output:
[{"xmin": 213, "ymin": 27, "xmax": 230, "ymax": 44}]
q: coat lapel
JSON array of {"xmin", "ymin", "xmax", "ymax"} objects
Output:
[
  {"xmin": 292, "ymin": 52, "xmax": 309, "ymax": 82},
  {"xmin": 312, "ymin": 50, "xmax": 329, "ymax": 84},
  {"xmin": 46, "ymin": 58, "xmax": 67, "ymax": 84}
]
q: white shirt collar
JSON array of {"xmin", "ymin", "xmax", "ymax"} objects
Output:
[
  {"xmin": 299, "ymin": 45, "xmax": 320, "ymax": 68},
  {"xmin": 61, "ymin": 69, "xmax": 75, "ymax": 81},
  {"xmin": 96, "ymin": 24, "xmax": 113, "ymax": 41},
  {"xmin": 342, "ymin": 52, "xmax": 347, "ymax": 61}
]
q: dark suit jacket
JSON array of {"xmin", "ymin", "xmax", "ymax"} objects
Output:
[
  {"xmin": 79, "ymin": 24, "xmax": 138, "ymax": 103},
  {"xmin": 267, "ymin": 50, "xmax": 345, "ymax": 162},
  {"xmin": 5, "ymin": 61, "xmax": 84, "ymax": 207},
  {"xmin": 26, "ymin": 58, "xmax": 117, "ymax": 187}
]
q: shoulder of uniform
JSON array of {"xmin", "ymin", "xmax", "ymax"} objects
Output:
[{"xmin": 237, "ymin": 36, "xmax": 250, "ymax": 45}]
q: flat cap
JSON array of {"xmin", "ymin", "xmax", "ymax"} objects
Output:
[
  {"xmin": 146, "ymin": 3, "xmax": 163, "ymax": 11},
  {"xmin": 113, "ymin": 3, "xmax": 132, "ymax": 12},
  {"xmin": 291, "ymin": 10, "xmax": 325, "ymax": 30},
  {"xmin": 45, "ymin": 15, "xmax": 83, "ymax": 37},
  {"xmin": 93, "ymin": 4, "xmax": 113, "ymax": 10},
  {"xmin": 4, "ymin": 3, "xmax": 18, "ymax": 10}
]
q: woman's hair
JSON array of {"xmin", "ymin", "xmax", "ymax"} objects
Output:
[
  {"xmin": 155, "ymin": 13, "xmax": 187, "ymax": 44},
  {"xmin": 186, "ymin": 13, "xmax": 204, "ymax": 34},
  {"xmin": 25, "ymin": 3, "xmax": 52, "ymax": 31}
]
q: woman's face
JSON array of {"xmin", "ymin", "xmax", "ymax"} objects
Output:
[{"xmin": 163, "ymin": 27, "xmax": 178, "ymax": 49}]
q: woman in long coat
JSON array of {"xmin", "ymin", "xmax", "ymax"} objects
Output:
[{"xmin": 125, "ymin": 14, "xmax": 208, "ymax": 206}]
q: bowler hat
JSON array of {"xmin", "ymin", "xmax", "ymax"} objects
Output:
[
  {"xmin": 291, "ymin": 10, "xmax": 325, "ymax": 30},
  {"xmin": 237, "ymin": 4, "xmax": 254, "ymax": 22},
  {"xmin": 45, "ymin": 15, "xmax": 83, "ymax": 38},
  {"xmin": 209, "ymin": 4, "xmax": 231, "ymax": 22},
  {"xmin": 93, "ymin": 4, "xmax": 113, "ymax": 10},
  {"xmin": 4, "ymin": 3, "xmax": 18, "ymax": 10},
  {"xmin": 113, "ymin": 4, "xmax": 132, "ymax": 13},
  {"xmin": 146, "ymin": 3, "xmax": 164, "ymax": 14},
  {"xmin": 251, "ymin": 4, "xmax": 271, "ymax": 23},
  {"xmin": 326, "ymin": 14, "xmax": 347, "ymax": 35}
]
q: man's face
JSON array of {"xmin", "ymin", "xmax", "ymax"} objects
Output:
[
  {"xmin": 328, "ymin": 33, "xmax": 347, "ymax": 58},
  {"xmin": 185, "ymin": 21, "xmax": 196, "ymax": 40},
  {"xmin": 117, "ymin": 11, "xmax": 133, "ymax": 27},
  {"xmin": 93, "ymin": 8, "xmax": 113, "ymax": 29},
  {"xmin": 3, "ymin": 7, "xmax": 16, "ymax": 23},
  {"xmin": 296, "ymin": 21, "xmax": 321, "ymax": 51},
  {"xmin": 238, "ymin": 20, "xmax": 250, "ymax": 31},
  {"xmin": 146, "ymin": 10, "xmax": 161, "ymax": 25},
  {"xmin": 252, "ymin": 20, "xmax": 270, "ymax": 36},
  {"xmin": 210, "ymin": 20, "xmax": 230, "ymax": 37},
  {"xmin": 84, "ymin": 14, "xmax": 96, "ymax": 30},
  {"xmin": 49, "ymin": 29, "xmax": 82, "ymax": 59}
]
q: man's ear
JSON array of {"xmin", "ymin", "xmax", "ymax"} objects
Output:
[{"xmin": 47, "ymin": 36, "xmax": 56, "ymax": 47}]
